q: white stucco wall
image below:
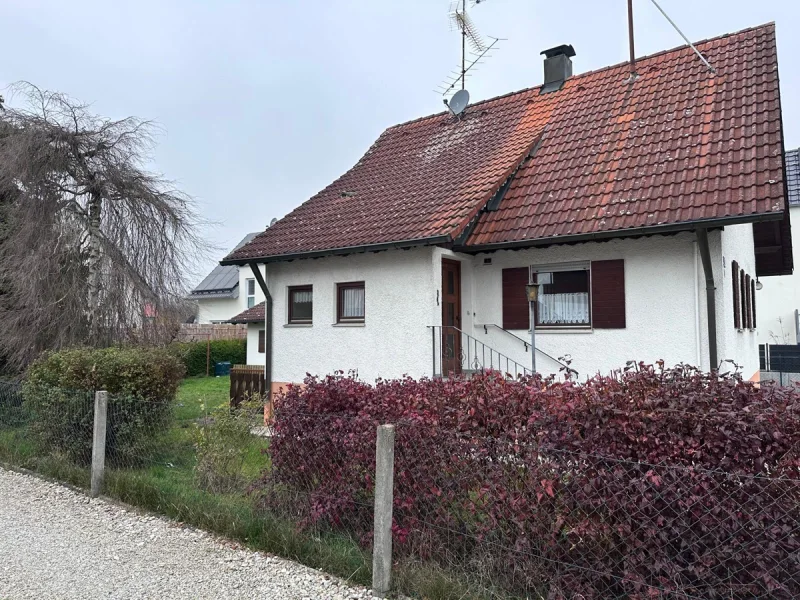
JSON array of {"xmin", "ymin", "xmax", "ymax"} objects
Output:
[
  {"xmin": 242, "ymin": 229, "xmax": 759, "ymax": 383},
  {"xmin": 467, "ymin": 234, "xmax": 705, "ymax": 378},
  {"xmin": 245, "ymin": 247, "xmax": 439, "ymax": 383},
  {"xmin": 714, "ymin": 224, "xmax": 760, "ymax": 378},
  {"xmin": 196, "ymin": 297, "xmax": 243, "ymax": 324},
  {"xmin": 756, "ymin": 206, "xmax": 800, "ymax": 345},
  {"xmin": 246, "ymin": 323, "xmax": 265, "ymax": 368}
]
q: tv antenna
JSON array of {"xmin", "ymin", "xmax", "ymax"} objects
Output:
[{"xmin": 437, "ymin": 0, "xmax": 504, "ymax": 110}]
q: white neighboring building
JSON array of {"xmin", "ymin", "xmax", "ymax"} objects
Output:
[
  {"xmin": 757, "ymin": 148, "xmax": 799, "ymax": 345},
  {"xmin": 189, "ymin": 233, "xmax": 259, "ymax": 324},
  {"xmin": 225, "ymin": 25, "xmax": 793, "ymax": 392}
]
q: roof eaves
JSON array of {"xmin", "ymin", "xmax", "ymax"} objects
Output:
[
  {"xmin": 458, "ymin": 212, "xmax": 785, "ymax": 254},
  {"xmin": 221, "ymin": 235, "xmax": 453, "ymax": 266}
]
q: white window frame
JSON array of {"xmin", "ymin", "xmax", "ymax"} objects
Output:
[
  {"xmin": 529, "ymin": 262, "xmax": 592, "ymax": 329},
  {"xmin": 246, "ymin": 278, "xmax": 256, "ymax": 309}
]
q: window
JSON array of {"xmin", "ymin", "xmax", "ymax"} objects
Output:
[
  {"xmin": 258, "ymin": 330, "xmax": 265, "ymax": 353},
  {"xmin": 530, "ymin": 265, "xmax": 591, "ymax": 327},
  {"xmin": 337, "ymin": 282, "xmax": 365, "ymax": 323},
  {"xmin": 288, "ymin": 285, "xmax": 313, "ymax": 324},
  {"xmin": 502, "ymin": 261, "xmax": 625, "ymax": 331},
  {"xmin": 246, "ymin": 278, "xmax": 256, "ymax": 309}
]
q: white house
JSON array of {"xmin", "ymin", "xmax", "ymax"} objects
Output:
[
  {"xmin": 189, "ymin": 233, "xmax": 259, "ymax": 323},
  {"xmin": 224, "ymin": 24, "xmax": 793, "ymax": 393},
  {"xmin": 756, "ymin": 147, "xmax": 799, "ymax": 345}
]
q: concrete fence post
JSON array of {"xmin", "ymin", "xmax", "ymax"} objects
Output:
[
  {"xmin": 372, "ymin": 424, "xmax": 396, "ymax": 597},
  {"xmin": 90, "ymin": 390, "xmax": 108, "ymax": 498}
]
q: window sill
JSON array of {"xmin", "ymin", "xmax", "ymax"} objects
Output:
[
  {"xmin": 333, "ymin": 322, "xmax": 365, "ymax": 327},
  {"xmin": 284, "ymin": 323, "xmax": 312, "ymax": 328}
]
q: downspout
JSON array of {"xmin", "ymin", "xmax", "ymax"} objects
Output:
[
  {"xmin": 248, "ymin": 263, "xmax": 273, "ymax": 400},
  {"xmin": 695, "ymin": 229, "xmax": 718, "ymax": 370}
]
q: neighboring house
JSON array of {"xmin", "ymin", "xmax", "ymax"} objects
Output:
[
  {"xmin": 189, "ymin": 233, "xmax": 259, "ymax": 323},
  {"xmin": 224, "ymin": 24, "xmax": 792, "ymax": 393},
  {"xmin": 757, "ymin": 147, "xmax": 800, "ymax": 345}
]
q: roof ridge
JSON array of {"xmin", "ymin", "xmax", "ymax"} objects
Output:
[{"xmin": 383, "ymin": 22, "xmax": 775, "ymax": 133}]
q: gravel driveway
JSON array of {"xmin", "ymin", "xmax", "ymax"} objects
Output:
[{"xmin": 0, "ymin": 467, "xmax": 375, "ymax": 599}]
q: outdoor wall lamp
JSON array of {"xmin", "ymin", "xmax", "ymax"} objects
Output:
[
  {"xmin": 525, "ymin": 284, "xmax": 540, "ymax": 303},
  {"xmin": 756, "ymin": 278, "xmax": 763, "ymax": 291},
  {"xmin": 525, "ymin": 283, "xmax": 540, "ymax": 374}
]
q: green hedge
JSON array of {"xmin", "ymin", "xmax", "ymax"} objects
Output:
[
  {"xmin": 173, "ymin": 339, "xmax": 247, "ymax": 377},
  {"xmin": 23, "ymin": 347, "xmax": 185, "ymax": 465}
]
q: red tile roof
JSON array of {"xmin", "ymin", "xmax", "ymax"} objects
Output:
[
  {"xmin": 466, "ymin": 23, "xmax": 785, "ymax": 248},
  {"xmin": 224, "ymin": 23, "xmax": 786, "ymax": 264},
  {"xmin": 229, "ymin": 302, "xmax": 264, "ymax": 324}
]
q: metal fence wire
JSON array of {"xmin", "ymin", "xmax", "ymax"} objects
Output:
[
  {"xmin": 0, "ymin": 381, "xmax": 94, "ymax": 482},
  {"xmin": 4, "ymin": 380, "xmax": 800, "ymax": 599},
  {"xmin": 256, "ymin": 411, "xmax": 376, "ymax": 547},
  {"xmin": 392, "ymin": 422, "xmax": 800, "ymax": 600}
]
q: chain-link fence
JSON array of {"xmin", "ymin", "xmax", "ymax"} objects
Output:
[
  {"xmin": 392, "ymin": 422, "xmax": 800, "ymax": 599},
  {"xmin": 256, "ymin": 411, "xmax": 376, "ymax": 546},
  {"xmin": 4, "ymin": 379, "xmax": 799, "ymax": 599},
  {"xmin": 0, "ymin": 380, "xmax": 94, "ymax": 486}
]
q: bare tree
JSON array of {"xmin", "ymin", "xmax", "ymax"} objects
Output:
[{"xmin": 0, "ymin": 82, "xmax": 209, "ymax": 368}]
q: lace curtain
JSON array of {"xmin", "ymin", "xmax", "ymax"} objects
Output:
[{"xmin": 538, "ymin": 292, "xmax": 590, "ymax": 325}]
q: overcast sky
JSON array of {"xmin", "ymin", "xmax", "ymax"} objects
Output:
[{"xmin": 3, "ymin": 0, "xmax": 799, "ymax": 283}]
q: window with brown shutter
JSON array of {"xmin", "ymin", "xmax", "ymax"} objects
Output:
[
  {"xmin": 258, "ymin": 330, "xmax": 265, "ymax": 353},
  {"xmin": 740, "ymin": 271, "xmax": 747, "ymax": 330},
  {"xmin": 732, "ymin": 261, "xmax": 741, "ymax": 329},
  {"xmin": 502, "ymin": 267, "xmax": 529, "ymax": 330},
  {"xmin": 745, "ymin": 274, "xmax": 752, "ymax": 329},
  {"xmin": 751, "ymin": 278, "xmax": 757, "ymax": 329},
  {"xmin": 590, "ymin": 260, "xmax": 626, "ymax": 329}
]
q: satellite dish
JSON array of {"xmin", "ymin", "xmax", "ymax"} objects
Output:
[
  {"xmin": 448, "ymin": 89, "xmax": 470, "ymax": 115},
  {"xmin": 269, "ymin": 218, "xmax": 278, "ymax": 226}
]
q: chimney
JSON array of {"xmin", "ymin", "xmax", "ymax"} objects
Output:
[{"xmin": 540, "ymin": 44, "xmax": 576, "ymax": 94}]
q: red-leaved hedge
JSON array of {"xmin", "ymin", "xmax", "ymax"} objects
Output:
[{"xmin": 258, "ymin": 365, "xmax": 800, "ymax": 598}]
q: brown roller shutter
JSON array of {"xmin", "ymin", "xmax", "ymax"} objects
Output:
[
  {"xmin": 591, "ymin": 260, "xmax": 626, "ymax": 329},
  {"xmin": 732, "ymin": 261, "xmax": 741, "ymax": 329},
  {"xmin": 751, "ymin": 278, "xmax": 757, "ymax": 329},
  {"xmin": 258, "ymin": 330, "xmax": 265, "ymax": 353},
  {"xmin": 502, "ymin": 267, "xmax": 530, "ymax": 330}
]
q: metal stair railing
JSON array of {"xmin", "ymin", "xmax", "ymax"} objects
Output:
[
  {"xmin": 428, "ymin": 325, "xmax": 531, "ymax": 379},
  {"xmin": 481, "ymin": 324, "xmax": 579, "ymax": 377}
]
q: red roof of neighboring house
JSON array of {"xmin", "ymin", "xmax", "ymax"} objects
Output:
[
  {"xmin": 229, "ymin": 302, "xmax": 265, "ymax": 324},
  {"xmin": 223, "ymin": 23, "xmax": 786, "ymax": 264}
]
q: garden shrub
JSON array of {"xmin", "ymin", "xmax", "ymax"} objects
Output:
[
  {"xmin": 259, "ymin": 365, "xmax": 800, "ymax": 599},
  {"xmin": 172, "ymin": 339, "xmax": 246, "ymax": 377},
  {"xmin": 24, "ymin": 347, "xmax": 185, "ymax": 465}
]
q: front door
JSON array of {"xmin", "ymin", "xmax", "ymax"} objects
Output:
[{"xmin": 441, "ymin": 259, "xmax": 462, "ymax": 375}]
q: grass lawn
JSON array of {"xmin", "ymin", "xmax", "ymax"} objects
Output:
[{"xmin": 175, "ymin": 375, "xmax": 231, "ymax": 421}]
